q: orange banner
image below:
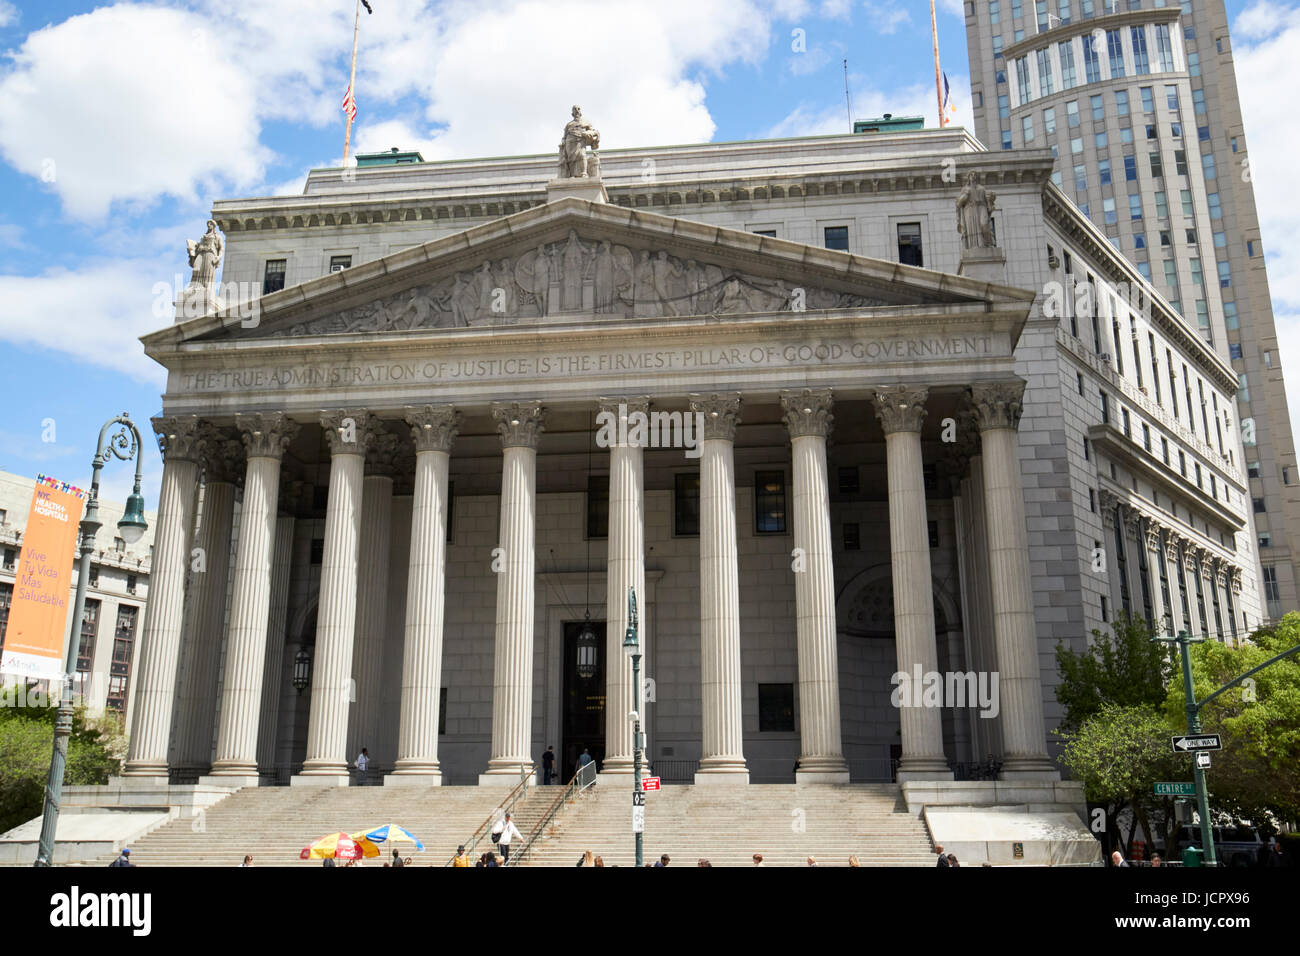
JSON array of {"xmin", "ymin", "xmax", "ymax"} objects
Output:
[{"xmin": 0, "ymin": 476, "xmax": 85, "ymax": 682}]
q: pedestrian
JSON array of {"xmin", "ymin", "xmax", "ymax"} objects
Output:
[
  {"xmin": 1264, "ymin": 838, "xmax": 1289, "ymax": 868},
  {"xmin": 653, "ymin": 854, "xmax": 670, "ymax": 867},
  {"xmin": 752, "ymin": 854, "xmax": 765, "ymax": 866},
  {"xmin": 108, "ymin": 848, "xmax": 134, "ymax": 868},
  {"xmin": 593, "ymin": 856, "xmax": 604, "ymax": 867},
  {"xmin": 935, "ymin": 844, "xmax": 949, "ymax": 867},
  {"xmin": 452, "ymin": 845, "xmax": 471, "ymax": 867},
  {"xmin": 1111, "ymin": 850, "xmax": 1129, "ymax": 867},
  {"xmin": 1150, "ymin": 854, "xmax": 1163, "ymax": 867},
  {"xmin": 946, "ymin": 853, "xmax": 959, "ymax": 868},
  {"xmin": 241, "ymin": 854, "xmax": 253, "ymax": 867},
  {"xmin": 355, "ymin": 747, "xmax": 370, "ymax": 786},
  {"xmin": 391, "ymin": 848, "xmax": 405, "ymax": 867},
  {"xmin": 848, "ymin": 855, "xmax": 860, "ymax": 867},
  {"xmin": 482, "ymin": 851, "xmax": 499, "ymax": 868},
  {"xmin": 806, "ymin": 856, "xmax": 817, "ymax": 867},
  {"xmin": 697, "ymin": 859, "xmax": 711, "ymax": 867},
  {"xmin": 577, "ymin": 850, "xmax": 594, "ymax": 867},
  {"xmin": 578, "ymin": 747, "xmax": 593, "ymax": 770},
  {"xmin": 497, "ymin": 812, "xmax": 523, "ymax": 864},
  {"xmin": 542, "ymin": 745, "xmax": 555, "ymax": 785},
  {"xmin": 322, "ymin": 856, "xmax": 335, "ymax": 868}
]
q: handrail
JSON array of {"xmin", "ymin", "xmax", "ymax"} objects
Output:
[
  {"xmin": 506, "ymin": 761, "xmax": 597, "ymax": 867},
  {"xmin": 443, "ymin": 763, "xmax": 532, "ymax": 866}
]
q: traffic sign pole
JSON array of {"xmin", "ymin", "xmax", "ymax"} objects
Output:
[{"xmin": 1178, "ymin": 634, "xmax": 1218, "ymax": 867}]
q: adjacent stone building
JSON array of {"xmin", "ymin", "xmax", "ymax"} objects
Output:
[{"xmin": 125, "ymin": 118, "xmax": 1262, "ymax": 791}]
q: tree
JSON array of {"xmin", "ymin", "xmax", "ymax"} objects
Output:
[
  {"xmin": 1055, "ymin": 703, "xmax": 1185, "ymax": 858},
  {"xmin": 1054, "ymin": 613, "xmax": 1173, "ymax": 732},
  {"xmin": 0, "ymin": 686, "xmax": 122, "ymax": 834},
  {"xmin": 1163, "ymin": 614, "xmax": 1300, "ymax": 825}
]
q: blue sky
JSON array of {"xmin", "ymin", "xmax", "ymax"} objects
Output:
[{"xmin": 0, "ymin": 0, "xmax": 1297, "ymax": 508}]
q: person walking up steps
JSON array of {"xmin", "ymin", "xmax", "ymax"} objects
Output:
[{"xmin": 497, "ymin": 812, "xmax": 523, "ymax": 864}]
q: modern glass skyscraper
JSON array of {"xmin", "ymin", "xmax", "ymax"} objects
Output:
[{"xmin": 964, "ymin": 0, "xmax": 1299, "ymax": 618}]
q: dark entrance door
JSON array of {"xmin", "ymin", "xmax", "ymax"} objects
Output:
[{"xmin": 561, "ymin": 620, "xmax": 606, "ymax": 782}]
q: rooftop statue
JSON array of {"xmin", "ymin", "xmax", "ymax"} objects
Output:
[{"xmin": 559, "ymin": 105, "xmax": 601, "ymax": 179}]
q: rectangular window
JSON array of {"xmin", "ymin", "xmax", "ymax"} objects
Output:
[
  {"xmin": 1163, "ymin": 259, "xmax": 1177, "ymax": 288},
  {"xmin": 1140, "ymin": 86, "xmax": 1154, "ymax": 113},
  {"xmin": 1129, "ymin": 194, "xmax": 1143, "ymax": 220},
  {"xmin": 1082, "ymin": 33, "xmax": 1102, "ymax": 83},
  {"xmin": 674, "ymin": 473, "xmax": 700, "ymax": 536},
  {"xmin": 1154, "ymin": 23, "xmax": 1175, "ymax": 71},
  {"xmin": 1103, "ymin": 197, "xmax": 1117, "ymax": 225},
  {"xmin": 1036, "ymin": 0, "xmax": 1048, "ymax": 30},
  {"xmin": 1071, "ymin": 136, "xmax": 1083, "ymax": 154},
  {"xmin": 990, "ymin": 0, "xmax": 1001, "ymax": 22},
  {"xmin": 1124, "ymin": 155, "xmax": 1137, "ymax": 181},
  {"xmin": 1264, "ymin": 566, "xmax": 1281, "ymax": 603},
  {"xmin": 106, "ymin": 605, "xmax": 138, "ymax": 712},
  {"xmin": 1115, "ymin": 90, "xmax": 1129, "ymax": 116},
  {"xmin": 752, "ymin": 229, "xmax": 776, "ymax": 237},
  {"xmin": 1219, "ymin": 261, "xmax": 1232, "ymax": 288},
  {"xmin": 1202, "ymin": 153, "xmax": 1217, "ymax": 181},
  {"xmin": 1095, "ymin": 130, "xmax": 1108, "ymax": 149},
  {"xmin": 1067, "ymin": 99, "xmax": 1080, "ymax": 128},
  {"xmin": 1099, "ymin": 159, "xmax": 1112, "ymax": 185},
  {"xmin": 1090, "ymin": 93, "xmax": 1104, "ymax": 121},
  {"xmin": 1154, "ymin": 190, "xmax": 1168, "ymax": 219},
  {"xmin": 0, "ymin": 582, "xmax": 11, "ymax": 650},
  {"xmin": 1074, "ymin": 164, "xmax": 1088, "ymax": 191},
  {"xmin": 1132, "ymin": 26, "xmax": 1150, "ymax": 74},
  {"xmin": 758, "ymin": 684, "xmax": 796, "ymax": 733},
  {"xmin": 1193, "ymin": 88, "xmax": 1206, "ymax": 115},
  {"xmin": 262, "ymin": 259, "xmax": 286, "ymax": 295},
  {"xmin": 843, "ymin": 522, "xmax": 861, "ymax": 551},
  {"xmin": 1107, "ymin": 29, "xmax": 1126, "ymax": 78},
  {"xmin": 586, "ymin": 474, "xmax": 609, "ymax": 538},
  {"xmin": 1165, "ymin": 84, "xmax": 1179, "ymax": 112},
  {"xmin": 1189, "ymin": 257, "xmax": 1203, "ymax": 287},
  {"xmin": 1016, "ymin": 56, "xmax": 1033, "ymax": 101},
  {"xmin": 1149, "ymin": 152, "xmax": 1163, "ymax": 178},
  {"xmin": 1023, "ymin": 114, "xmax": 1035, "ymax": 143},
  {"xmin": 1037, "ymin": 48, "xmax": 1055, "ymax": 96},
  {"xmin": 838, "ymin": 466, "xmax": 859, "ymax": 494},
  {"xmin": 1180, "ymin": 188, "xmax": 1193, "ymax": 217},
  {"xmin": 1172, "ymin": 149, "xmax": 1187, "ymax": 176},
  {"xmin": 328, "ymin": 255, "xmax": 351, "ymax": 273},
  {"xmin": 755, "ymin": 471, "xmax": 787, "ymax": 534},
  {"xmin": 897, "ymin": 222, "xmax": 923, "ymax": 267},
  {"xmin": 1060, "ymin": 40, "xmax": 1078, "ymax": 88},
  {"xmin": 76, "ymin": 599, "xmax": 100, "ymax": 675},
  {"xmin": 1224, "ymin": 302, "xmax": 1237, "ymax": 329},
  {"xmin": 823, "ymin": 226, "xmax": 849, "ymax": 251},
  {"xmin": 1044, "ymin": 106, "xmax": 1056, "ymax": 132}
]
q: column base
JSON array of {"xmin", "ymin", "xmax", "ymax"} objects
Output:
[
  {"xmin": 895, "ymin": 756, "xmax": 955, "ymax": 783},
  {"xmin": 998, "ymin": 757, "xmax": 1061, "ymax": 781},
  {"xmin": 108, "ymin": 774, "xmax": 170, "ymax": 788},
  {"xmin": 794, "ymin": 755, "xmax": 850, "ymax": 783},
  {"xmin": 694, "ymin": 769, "xmax": 750, "ymax": 785},
  {"xmin": 384, "ymin": 773, "xmax": 443, "ymax": 787},
  {"xmin": 795, "ymin": 769, "xmax": 852, "ymax": 784},
  {"xmin": 290, "ymin": 774, "xmax": 353, "ymax": 788},
  {"xmin": 120, "ymin": 763, "xmax": 169, "ymax": 780},
  {"xmin": 198, "ymin": 774, "xmax": 263, "ymax": 789}
]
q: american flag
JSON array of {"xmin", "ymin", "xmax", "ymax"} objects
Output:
[
  {"xmin": 342, "ymin": 85, "xmax": 357, "ymax": 123},
  {"xmin": 361, "ymin": 0, "xmax": 373, "ymax": 11}
]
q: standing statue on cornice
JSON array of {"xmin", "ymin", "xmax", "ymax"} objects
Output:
[
  {"xmin": 185, "ymin": 219, "xmax": 224, "ymax": 303},
  {"xmin": 559, "ymin": 105, "xmax": 601, "ymax": 179},
  {"xmin": 956, "ymin": 172, "xmax": 997, "ymax": 250}
]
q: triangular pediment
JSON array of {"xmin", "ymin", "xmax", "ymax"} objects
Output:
[{"xmin": 151, "ymin": 198, "xmax": 1033, "ymax": 347}]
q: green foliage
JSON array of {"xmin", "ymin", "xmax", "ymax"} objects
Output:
[
  {"xmin": 1054, "ymin": 614, "xmax": 1173, "ymax": 732},
  {"xmin": 1163, "ymin": 614, "xmax": 1300, "ymax": 822},
  {"xmin": 0, "ymin": 685, "xmax": 123, "ymax": 835}
]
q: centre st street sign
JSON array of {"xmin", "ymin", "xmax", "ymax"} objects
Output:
[
  {"xmin": 1171, "ymin": 734, "xmax": 1222, "ymax": 753},
  {"xmin": 1154, "ymin": 782, "xmax": 1197, "ymax": 796}
]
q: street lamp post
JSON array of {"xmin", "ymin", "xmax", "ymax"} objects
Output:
[
  {"xmin": 622, "ymin": 586, "xmax": 644, "ymax": 868},
  {"xmin": 34, "ymin": 414, "xmax": 148, "ymax": 867},
  {"xmin": 1153, "ymin": 627, "xmax": 1217, "ymax": 867}
]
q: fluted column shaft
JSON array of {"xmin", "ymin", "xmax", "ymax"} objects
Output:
[
  {"xmin": 482, "ymin": 403, "xmax": 544, "ymax": 783},
  {"xmin": 600, "ymin": 398, "xmax": 648, "ymax": 775},
  {"xmin": 171, "ymin": 477, "xmax": 235, "ymax": 770},
  {"xmin": 297, "ymin": 412, "xmax": 376, "ymax": 782},
  {"xmin": 972, "ymin": 382, "xmax": 1057, "ymax": 777},
  {"xmin": 209, "ymin": 413, "xmax": 297, "ymax": 780},
  {"xmin": 348, "ymin": 439, "xmax": 396, "ymax": 768},
  {"xmin": 256, "ymin": 514, "xmax": 296, "ymax": 772},
  {"xmin": 391, "ymin": 406, "xmax": 458, "ymax": 782},
  {"xmin": 783, "ymin": 390, "xmax": 848, "ymax": 781},
  {"xmin": 873, "ymin": 387, "xmax": 951, "ymax": 780},
  {"xmin": 691, "ymin": 394, "xmax": 748, "ymax": 782},
  {"xmin": 124, "ymin": 417, "xmax": 202, "ymax": 777}
]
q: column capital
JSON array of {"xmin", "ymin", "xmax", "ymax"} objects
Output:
[
  {"xmin": 491, "ymin": 402, "xmax": 545, "ymax": 449},
  {"xmin": 321, "ymin": 410, "xmax": 380, "ymax": 456},
  {"xmin": 1144, "ymin": 519, "xmax": 1165, "ymax": 553},
  {"xmin": 152, "ymin": 414, "xmax": 203, "ymax": 463},
  {"xmin": 364, "ymin": 432, "xmax": 400, "ymax": 477},
  {"xmin": 1230, "ymin": 566, "xmax": 1243, "ymax": 593},
  {"xmin": 596, "ymin": 396, "xmax": 651, "ymax": 418},
  {"xmin": 1163, "ymin": 532, "xmax": 1182, "ymax": 562},
  {"xmin": 1181, "ymin": 543, "xmax": 1198, "ymax": 572},
  {"xmin": 199, "ymin": 423, "xmax": 244, "ymax": 484},
  {"xmin": 780, "ymin": 388, "xmax": 833, "ymax": 439},
  {"xmin": 404, "ymin": 405, "xmax": 460, "ymax": 453},
  {"xmin": 969, "ymin": 380, "xmax": 1026, "ymax": 431},
  {"xmin": 235, "ymin": 411, "xmax": 299, "ymax": 460},
  {"xmin": 870, "ymin": 385, "xmax": 927, "ymax": 434},
  {"xmin": 1212, "ymin": 559, "xmax": 1228, "ymax": 589},
  {"xmin": 1122, "ymin": 506, "xmax": 1143, "ymax": 539},
  {"xmin": 1099, "ymin": 489, "xmax": 1119, "ymax": 527},
  {"xmin": 1195, "ymin": 547, "xmax": 1214, "ymax": 578},
  {"xmin": 689, "ymin": 393, "xmax": 742, "ymax": 441}
]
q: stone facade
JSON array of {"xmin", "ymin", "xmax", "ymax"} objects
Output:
[{"xmin": 130, "ymin": 125, "xmax": 1261, "ymax": 787}]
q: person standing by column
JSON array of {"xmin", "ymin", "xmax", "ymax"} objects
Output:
[
  {"xmin": 542, "ymin": 745, "xmax": 555, "ymax": 785},
  {"xmin": 355, "ymin": 747, "xmax": 370, "ymax": 786}
]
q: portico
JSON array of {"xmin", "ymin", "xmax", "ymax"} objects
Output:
[{"xmin": 130, "ymin": 197, "xmax": 1055, "ymax": 788}]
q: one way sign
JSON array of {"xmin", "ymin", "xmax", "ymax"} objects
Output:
[{"xmin": 1172, "ymin": 734, "xmax": 1222, "ymax": 753}]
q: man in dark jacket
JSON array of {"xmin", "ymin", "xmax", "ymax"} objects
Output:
[{"xmin": 108, "ymin": 848, "xmax": 134, "ymax": 867}]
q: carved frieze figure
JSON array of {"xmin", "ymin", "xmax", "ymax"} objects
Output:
[
  {"xmin": 558, "ymin": 105, "xmax": 601, "ymax": 179},
  {"xmin": 491, "ymin": 258, "xmax": 517, "ymax": 320},
  {"xmin": 185, "ymin": 219, "xmax": 223, "ymax": 301},
  {"xmin": 632, "ymin": 250, "xmax": 655, "ymax": 315},
  {"xmin": 652, "ymin": 250, "xmax": 681, "ymax": 316},
  {"xmin": 515, "ymin": 244, "xmax": 553, "ymax": 317},
  {"xmin": 561, "ymin": 229, "xmax": 589, "ymax": 310},
  {"xmin": 956, "ymin": 172, "xmax": 997, "ymax": 250}
]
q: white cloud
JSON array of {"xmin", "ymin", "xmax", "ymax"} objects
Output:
[
  {"xmin": 1231, "ymin": 1, "xmax": 1300, "ymax": 434},
  {"xmin": 765, "ymin": 70, "xmax": 974, "ymax": 137},
  {"xmin": 862, "ymin": 1, "xmax": 912, "ymax": 35},
  {"xmin": 0, "ymin": 2, "xmax": 18, "ymax": 28}
]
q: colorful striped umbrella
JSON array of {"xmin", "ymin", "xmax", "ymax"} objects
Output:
[
  {"xmin": 300, "ymin": 831, "xmax": 380, "ymax": 860},
  {"xmin": 356, "ymin": 824, "xmax": 424, "ymax": 851}
]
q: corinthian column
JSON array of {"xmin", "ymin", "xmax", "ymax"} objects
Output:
[
  {"xmin": 689, "ymin": 393, "xmax": 748, "ymax": 784},
  {"xmin": 124, "ymin": 416, "xmax": 203, "ymax": 779},
  {"xmin": 598, "ymin": 397, "xmax": 649, "ymax": 776},
  {"xmin": 389, "ymin": 406, "xmax": 459, "ymax": 785},
  {"xmin": 782, "ymin": 389, "xmax": 849, "ymax": 783},
  {"xmin": 970, "ymin": 381, "xmax": 1057, "ymax": 778},
  {"xmin": 171, "ymin": 428, "xmax": 241, "ymax": 773},
  {"xmin": 206, "ymin": 412, "xmax": 299, "ymax": 785},
  {"xmin": 873, "ymin": 386, "xmax": 952, "ymax": 781},
  {"xmin": 295, "ymin": 411, "xmax": 378, "ymax": 785},
  {"xmin": 480, "ymin": 402, "xmax": 545, "ymax": 784},
  {"xmin": 256, "ymin": 502, "xmax": 297, "ymax": 774},
  {"xmin": 346, "ymin": 430, "xmax": 398, "ymax": 774}
]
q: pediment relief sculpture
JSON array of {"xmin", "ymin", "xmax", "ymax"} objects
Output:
[{"xmin": 248, "ymin": 230, "xmax": 890, "ymax": 338}]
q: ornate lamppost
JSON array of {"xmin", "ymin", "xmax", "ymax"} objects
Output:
[{"xmin": 621, "ymin": 586, "xmax": 644, "ymax": 867}]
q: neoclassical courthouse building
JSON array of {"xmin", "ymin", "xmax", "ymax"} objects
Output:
[{"xmin": 122, "ymin": 112, "xmax": 1264, "ymax": 791}]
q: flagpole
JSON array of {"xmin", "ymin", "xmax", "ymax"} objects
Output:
[
  {"xmin": 343, "ymin": 0, "xmax": 361, "ymax": 163},
  {"xmin": 931, "ymin": 0, "xmax": 945, "ymax": 127}
]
